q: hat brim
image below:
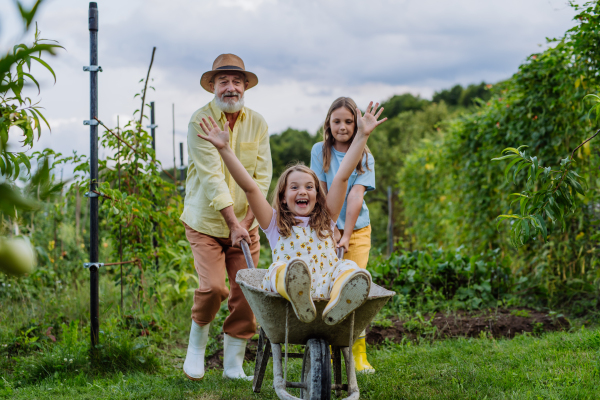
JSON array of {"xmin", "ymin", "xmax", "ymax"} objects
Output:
[{"xmin": 200, "ymin": 69, "xmax": 258, "ymax": 93}]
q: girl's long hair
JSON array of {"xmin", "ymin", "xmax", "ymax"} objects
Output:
[
  {"xmin": 322, "ymin": 97, "xmax": 371, "ymax": 174},
  {"xmin": 272, "ymin": 163, "xmax": 334, "ymax": 241}
]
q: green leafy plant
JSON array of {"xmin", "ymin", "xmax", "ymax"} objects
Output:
[
  {"xmin": 492, "ymin": 132, "xmax": 595, "ymax": 247},
  {"xmin": 399, "ymin": 1, "xmax": 600, "ymax": 316},
  {"xmin": 511, "ymin": 309, "xmax": 531, "ymax": 318},
  {"xmin": 368, "ymin": 245, "xmax": 513, "ymax": 312},
  {"xmin": 0, "ymin": 0, "xmax": 65, "ymax": 277},
  {"xmin": 68, "ymin": 79, "xmax": 190, "ymax": 316},
  {"xmin": 1, "ymin": 0, "xmax": 63, "ymax": 188}
]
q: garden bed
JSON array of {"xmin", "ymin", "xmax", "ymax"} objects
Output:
[{"xmin": 367, "ymin": 308, "xmax": 569, "ymax": 344}]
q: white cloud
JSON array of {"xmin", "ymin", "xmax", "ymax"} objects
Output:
[{"xmin": 0, "ymin": 0, "xmax": 579, "ymax": 179}]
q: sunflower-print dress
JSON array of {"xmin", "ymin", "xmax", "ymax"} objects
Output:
[{"xmin": 259, "ymin": 209, "xmax": 361, "ymax": 299}]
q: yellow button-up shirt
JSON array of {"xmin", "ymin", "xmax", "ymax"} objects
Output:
[{"xmin": 180, "ymin": 99, "xmax": 272, "ymax": 238}]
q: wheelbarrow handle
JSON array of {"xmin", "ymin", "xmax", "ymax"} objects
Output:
[
  {"xmin": 240, "ymin": 239, "xmax": 255, "ymax": 269},
  {"xmin": 337, "ymin": 246, "xmax": 345, "ymax": 260}
]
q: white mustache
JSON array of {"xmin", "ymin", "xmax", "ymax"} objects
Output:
[{"xmin": 221, "ymin": 91, "xmax": 240, "ymax": 100}]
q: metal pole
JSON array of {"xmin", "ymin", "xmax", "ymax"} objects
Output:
[
  {"xmin": 150, "ymin": 101, "xmax": 156, "ymax": 152},
  {"xmin": 117, "ymin": 115, "xmax": 123, "ymax": 314},
  {"xmin": 172, "ymin": 103, "xmax": 176, "ymax": 186},
  {"xmin": 149, "ymin": 102, "xmax": 158, "ymax": 269},
  {"xmin": 387, "ymin": 186, "xmax": 393, "ymax": 256},
  {"xmin": 88, "ymin": 1, "xmax": 100, "ymax": 351},
  {"xmin": 179, "ymin": 142, "xmax": 185, "ymax": 196}
]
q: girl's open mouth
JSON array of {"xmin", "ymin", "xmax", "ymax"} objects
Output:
[{"xmin": 295, "ymin": 199, "xmax": 309, "ymax": 207}]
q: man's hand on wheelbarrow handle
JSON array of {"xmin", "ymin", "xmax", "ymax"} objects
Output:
[{"xmin": 240, "ymin": 239, "xmax": 255, "ymax": 269}]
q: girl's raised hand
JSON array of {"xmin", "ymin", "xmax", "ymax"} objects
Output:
[
  {"xmin": 356, "ymin": 102, "xmax": 387, "ymax": 136},
  {"xmin": 197, "ymin": 116, "xmax": 230, "ymax": 150}
]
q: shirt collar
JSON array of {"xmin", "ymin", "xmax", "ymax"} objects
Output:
[{"xmin": 210, "ymin": 98, "xmax": 247, "ymax": 124}]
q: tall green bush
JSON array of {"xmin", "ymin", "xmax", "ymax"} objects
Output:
[{"xmin": 399, "ymin": 1, "xmax": 600, "ymax": 314}]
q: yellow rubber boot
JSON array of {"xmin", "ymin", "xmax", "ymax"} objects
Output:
[
  {"xmin": 275, "ymin": 264, "xmax": 290, "ymax": 301},
  {"xmin": 275, "ymin": 260, "xmax": 316, "ymax": 323},
  {"xmin": 328, "ymin": 270, "xmax": 353, "ymax": 299},
  {"xmin": 323, "ymin": 269, "xmax": 370, "ymax": 325},
  {"xmin": 352, "ymin": 336, "xmax": 375, "ymax": 374}
]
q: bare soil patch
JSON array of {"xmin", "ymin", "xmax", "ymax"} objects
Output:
[{"xmin": 367, "ymin": 308, "xmax": 569, "ymax": 345}]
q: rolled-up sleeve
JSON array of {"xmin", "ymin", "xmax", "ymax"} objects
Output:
[
  {"xmin": 187, "ymin": 120, "xmax": 233, "ymax": 211},
  {"xmin": 254, "ymin": 124, "xmax": 272, "ymax": 197}
]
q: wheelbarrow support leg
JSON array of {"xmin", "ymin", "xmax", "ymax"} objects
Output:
[
  {"xmin": 332, "ymin": 346, "xmax": 343, "ymax": 397},
  {"xmin": 341, "ymin": 347, "xmax": 360, "ymax": 400},
  {"xmin": 271, "ymin": 343, "xmax": 303, "ymax": 400},
  {"xmin": 341, "ymin": 311, "xmax": 359, "ymax": 400},
  {"xmin": 253, "ymin": 328, "xmax": 271, "ymax": 393}
]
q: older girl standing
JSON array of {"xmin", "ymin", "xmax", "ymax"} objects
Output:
[{"xmin": 311, "ymin": 97, "xmax": 376, "ymax": 374}]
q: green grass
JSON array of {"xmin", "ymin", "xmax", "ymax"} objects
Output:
[
  {"xmin": 2, "ymin": 275, "xmax": 599, "ymax": 399},
  {"xmin": 2, "ymin": 327, "xmax": 599, "ymax": 399}
]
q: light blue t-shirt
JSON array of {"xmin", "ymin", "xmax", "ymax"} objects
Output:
[{"xmin": 310, "ymin": 142, "xmax": 375, "ymax": 231}]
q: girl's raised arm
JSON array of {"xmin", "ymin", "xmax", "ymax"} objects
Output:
[
  {"xmin": 197, "ymin": 116, "xmax": 273, "ymax": 229},
  {"xmin": 326, "ymin": 102, "xmax": 386, "ymax": 221}
]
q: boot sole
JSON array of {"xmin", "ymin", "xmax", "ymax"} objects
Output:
[
  {"xmin": 323, "ymin": 271, "xmax": 370, "ymax": 325},
  {"xmin": 183, "ymin": 369, "xmax": 204, "ymax": 381},
  {"xmin": 286, "ymin": 259, "xmax": 316, "ymax": 323}
]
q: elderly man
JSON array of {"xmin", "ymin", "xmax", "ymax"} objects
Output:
[{"xmin": 181, "ymin": 54, "xmax": 272, "ymax": 381}]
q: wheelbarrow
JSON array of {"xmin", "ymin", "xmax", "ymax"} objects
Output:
[{"xmin": 237, "ymin": 241, "xmax": 395, "ymax": 400}]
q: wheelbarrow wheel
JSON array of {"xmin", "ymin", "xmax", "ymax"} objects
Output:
[{"xmin": 300, "ymin": 338, "xmax": 331, "ymax": 400}]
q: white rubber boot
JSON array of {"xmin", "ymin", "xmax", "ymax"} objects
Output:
[
  {"xmin": 222, "ymin": 333, "xmax": 253, "ymax": 380},
  {"xmin": 183, "ymin": 321, "xmax": 210, "ymax": 380}
]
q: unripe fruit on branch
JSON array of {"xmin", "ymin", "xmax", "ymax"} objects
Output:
[{"xmin": 0, "ymin": 236, "xmax": 36, "ymax": 276}]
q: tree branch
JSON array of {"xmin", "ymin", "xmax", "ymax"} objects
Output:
[
  {"xmin": 137, "ymin": 47, "xmax": 156, "ymax": 142},
  {"xmin": 94, "ymin": 117, "xmax": 137, "ymax": 154}
]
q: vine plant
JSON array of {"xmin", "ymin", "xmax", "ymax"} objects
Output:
[
  {"xmin": 493, "ymin": 95, "xmax": 600, "ymax": 248},
  {"xmin": 69, "ymin": 81, "xmax": 195, "ymax": 317}
]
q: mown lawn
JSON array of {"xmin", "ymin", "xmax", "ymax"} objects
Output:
[{"xmin": 2, "ymin": 327, "xmax": 599, "ymax": 400}]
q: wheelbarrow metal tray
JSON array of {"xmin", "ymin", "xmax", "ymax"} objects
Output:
[{"xmin": 237, "ymin": 269, "xmax": 395, "ymax": 347}]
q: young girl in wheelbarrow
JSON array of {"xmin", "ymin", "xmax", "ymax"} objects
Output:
[
  {"xmin": 311, "ymin": 97, "xmax": 377, "ymax": 374},
  {"xmin": 197, "ymin": 101, "xmax": 386, "ymax": 329}
]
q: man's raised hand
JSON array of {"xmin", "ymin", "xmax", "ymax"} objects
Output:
[
  {"xmin": 198, "ymin": 116, "xmax": 230, "ymax": 150},
  {"xmin": 356, "ymin": 102, "xmax": 387, "ymax": 136}
]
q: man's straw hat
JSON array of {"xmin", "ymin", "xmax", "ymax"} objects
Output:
[{"xmin": 200, "ymin": 54, "xmax": 258, "ymax": 93}]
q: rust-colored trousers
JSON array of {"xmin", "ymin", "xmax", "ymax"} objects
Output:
[{"xmin": 184, "ymin": 223, "xmax": 260, "ymax": 340}]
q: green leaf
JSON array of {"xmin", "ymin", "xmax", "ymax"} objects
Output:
[
  {"xmin": 504, "ymin": 158, "xmax": 523, "ymax": 182},
  {"xmin": 21, "ymin": 72, "xmax": 40, "ymax": 94},
  {"xmin": 501, "ymin": 147, "xmax": 524, "ymax": 155},
  {"xmin": 522, "ymin": 218, "xmax": 530, "ymax": 240},
  {"xmin": 513, "ymin": 161, "xmax": 530, "ymax": 184},
  {"xmin": 30, "ymin": 107, "xmax": 51, "ymax": 133},
  {"xmin": 567, "ymin": 175, "xmax": 585, "ymax": 196},
  {"xmin": 30, "ymin": 56, "xmax": 57, "ymax": 84},
  {"xmin": 17, "ymin": 0, "xmax": 43, "ymax": 30},
  {"xmin": 491, "ymin": 154, "xmax": 518, "ymax": 161},
  {"xmin": 536, "ymin": 215, "xmax": 547, "ymax": 241}
]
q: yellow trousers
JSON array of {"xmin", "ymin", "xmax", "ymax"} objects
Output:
[
  {"xmin": 339, "ymin": 225, "xmax": 375, "ymax": 373},
  {"xmin": 339, "ymin": 225, "xmax": 371, "ymax": 269}
]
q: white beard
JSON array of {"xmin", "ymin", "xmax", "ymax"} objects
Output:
[{"xmin": 215, "ymin": 91, "xmax": 245, "ymax": 113}]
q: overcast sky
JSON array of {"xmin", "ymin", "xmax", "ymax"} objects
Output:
[{"xmin": 1, "ymin": 0, "xmax": 578, "ymax": 174}]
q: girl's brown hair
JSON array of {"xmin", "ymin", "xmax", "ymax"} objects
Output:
[
  {"xmin": 272, "ymin": 163, "xmax": 334, "ymax": 241},
  {"xmin": 322, "ymin": 97, "xmax": 371, "ymax": 174}
]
